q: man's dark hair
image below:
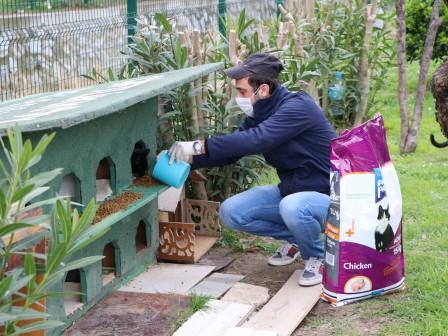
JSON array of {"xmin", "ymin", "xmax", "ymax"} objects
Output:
[{"xmin": 248, "ymin": 75, "xmax": 279, "ymax": 94}]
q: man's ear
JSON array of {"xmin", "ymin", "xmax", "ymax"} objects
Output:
[{"xmin": 260, "ymin": 83, "xmax": 270, "ymax": 98}]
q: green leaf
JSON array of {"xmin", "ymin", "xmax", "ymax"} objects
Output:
[
  {"xmin": 67, "ymin": 218, "xmax": 112, "ymax": 255},
  {"xmin": 0, "ymin": 187, "xmax": 6, "ymax": 218},
  {"xmin": 27, "ymin": 168, "xmax": 63, "ymax": 188},
  {"xmin": 0, "ymin": 312, "xmax": 18, "ymax": 324},
  {"xmin": 31, "ymin": 132, "xmax": 55, "ymax": 158},
  {"xmin": 0, "ymin": 275, "xmax": 13, "ymax": 298},
  {"xmin": 54, "ymin": 255, "xmax": 104, "ymax": 275},
  {"xmin": 0, "ymin": 223, "xmax": 34, "ymax": 238},
  {"xmin": 17, "ymin": 139, "xmax": 33, "ymax": 172},
  {"xmin": 9, "ymin": 320, "xmax": 64, "ymax": 335},
  {"xmin": 24, "ymin": 252, "xmax": 36, "ymax": 277},
  {"xmin": 71, "ymin": 199, "xmax": 96, "ymax": 238},
  {"xmin": 158, "ymin": 110, "xmax": 182, "ymax": 121},
  {"xmin": 46, "ymin": 243, "xmax": 67, "ymax": 274},
  {"xmin": 155, "ymin": 13, "xmax": 172, "ymax": 33},
  {"xmin": 11, "ymin": 230, "xmax": 47, "ymax": 252},
  {"xmin": 11, "ymin": 184, "xmax": 35, "ymax": 204},
  {"xmin": 22, "ymin": 187, "xmax": 50, "ymax": 205},
  {"xmin": 56, "ymin": 200, "xmax": 71, "ymax": 242},
  {"xmin": 7, "ymin": 274, "xmax": 34, "ymax": 297},
  {"xmin": 18, "ymin": 196, "xmax": 63, "ymax": 214}
]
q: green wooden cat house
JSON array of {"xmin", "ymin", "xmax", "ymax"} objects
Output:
[{"xmin": 0, "ymin": 63, "xmax": 222, "ymax": 334}]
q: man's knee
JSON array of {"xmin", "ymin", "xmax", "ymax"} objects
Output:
[
  {"xmin": 279, "ymin": 194, "xmax": 303, "ymax": 223},
  {"xmin": 279, "ymin": 192, "xmax": 330, "ymax": 227},
  {"xmin": 219, "ymin": 197, "xmax": 239, "ymax": 229}
]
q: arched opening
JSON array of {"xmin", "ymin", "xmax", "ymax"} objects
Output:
[
  {"xmin": 96, "ymin": 157, "xmax": 116, "ymax": 202},
  {"xmin": 59, "ymin": 173, "xmax": 81, "ymax": 204},
  {"xmin": 102, "ymin": 242, "xmax": 118, "ymax": 285},
  {"xmin": 64, "ymin": 269, "xmax": 84, "ymax": 316},
  {"xmin": 130, "ymin": 140, "xmax": 150, "ymax": 178},
  {"xmin": 135, "ymin": 220, "xmax": 148, "ymax": 253}
]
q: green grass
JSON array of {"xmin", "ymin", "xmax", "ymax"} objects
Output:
[
  {"xmin": 172, "ymin": 294, "xmax": 211, "ymax": 332},
  {"xmin": 219, "ymin": 227, "xmax": 281, "ymax": 254},
  {"xmin": 371, "ymin": 62, "xmax": 448, "ymax": 336}
]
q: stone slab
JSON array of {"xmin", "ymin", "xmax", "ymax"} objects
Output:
[
  {"xmin": 221, "ymin": 282, "xmax": 270, "ymax": 309},
  {"xmin": 196, "ymin": 255, "xmax": 235, "ymax": 272},
  {"xmin": 173, "ymin": 299, "xmax": 253, "ymax": 336},
  {"xmin": 188, "ymin": 273, "xmax": 245, "ymax": 298},
  {"xmin": 65, "ymin": 291, "xmax": 191, "ymax": 336},
  {"xmin": 118, "ymin": 263, "xmax": 214, "ymax": 294}
]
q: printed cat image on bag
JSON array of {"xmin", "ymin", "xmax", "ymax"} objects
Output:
[
  {"xmin": 322, "ymin": 114, "xmax": 405, "ymax": 306},
  {"xmin": 375, "ymin": 205, "xmax": 394, "ymax": 252}
]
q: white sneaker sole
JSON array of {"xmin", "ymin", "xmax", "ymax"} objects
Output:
[
  {"xmin": 267, "ymin": 253, "xmax": 300, "ymax": 266},
  {"xmin": 298, "ymin": 276, "xmax": 322, "ymax": 287}
]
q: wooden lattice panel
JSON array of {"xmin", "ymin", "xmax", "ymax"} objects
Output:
[
  {"xmin": 158, "ymin": 222, "xmax": 195, "ymax": 263},
  {"xmin": 186, "ymin": 199, "xmax": 221, "ymax": 237}
]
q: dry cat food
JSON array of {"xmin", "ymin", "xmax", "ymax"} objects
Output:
[
  {"xmin": 93, "ymin": 191, "xmax": 143, "ymax": 224},
  {"xmin": 322, "ymin": 114, "xmax": 405, "ymax": 306}
]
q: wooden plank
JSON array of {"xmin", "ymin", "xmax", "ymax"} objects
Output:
[
  {"xmin": 173, "ymin": 300, "xmax": 253, "ymax": 336},
  {"xmin": 243, "ymin": 270, "xmax": 322, "ymax": 336},
  {"xmin": 194, "ymin": 235, "xmax": 218, "ymax": 262},
  {"xmin": 221, "ymin": 283, "xmax": 270, "ymax": 309},
  {"xmin": 224, "ymin": 327, "xmax": 278, "ymax": 336},
  {"xmin": 118, "ymin": 263, "xmax": 214, "ymax": 294},
  {"xmin": 188, "ymin": 273, "xmax": 244, "ymax": 298}
]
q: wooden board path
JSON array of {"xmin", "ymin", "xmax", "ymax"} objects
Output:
[
  {"xmin": 173, "ymin": 300, "xmax": 254, "ymax": 336},
  {"xmin": 243, "ymin": 270, "xmax": 322, "ymax": 336}
]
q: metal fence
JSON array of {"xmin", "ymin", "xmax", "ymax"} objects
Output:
[{"xmin": 0, "ymin": 0, "xmax": 281, "ymax": 101}]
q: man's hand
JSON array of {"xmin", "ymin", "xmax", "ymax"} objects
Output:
[{"xmin": 168, "ymin": 141, "xmax": 196, "ymax": 165}]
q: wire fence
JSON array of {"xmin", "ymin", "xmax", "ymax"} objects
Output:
[{"xmin": 0, "ymin": 0, "xmax": 280, "ymax": 101}]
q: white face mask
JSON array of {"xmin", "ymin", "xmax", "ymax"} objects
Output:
[
  {"xmin": 235, "ymin": 96, "xmax": 254, "ymax": 117},
  {"xmin": 235, "ymin": 87, "xmax": 261, "ymax": 118}
]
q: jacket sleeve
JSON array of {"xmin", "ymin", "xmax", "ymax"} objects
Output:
[
  {"xmin": 206, "ymin": 98, "xmax": 314, "ymax": 160},
  {"xmin": 191, "ymin": 153, "xmax": 241, "ymax": 170},
  {"xmin": 190, "ymin": 117, "xmax": 250, "ymax": 170}
]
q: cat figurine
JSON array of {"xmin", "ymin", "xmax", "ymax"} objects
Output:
[
  {"xmin": 375, "ymin": 205, "xmax": 394, "ymax": 252},
  {"xmin": 131, "ymin": 141, "xmax": 150, "ymax": 178}
]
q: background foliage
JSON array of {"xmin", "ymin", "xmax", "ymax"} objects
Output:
[
  {"xmin": 85, "ymin": 1, "xmax": 395, "ymax": 201},
  {"xmin": 406, "ymin": 0, "xmax": 448, "ymax": 62}
]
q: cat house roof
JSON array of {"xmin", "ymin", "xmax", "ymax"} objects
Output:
[{"xmin": 0, "ymin": 63, "xmax": 223, "ymax": 134}]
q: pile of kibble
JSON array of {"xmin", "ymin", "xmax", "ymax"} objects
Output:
[{"xmin": 93, "ymin": 191, "xmax": 143, "ymax": 224}]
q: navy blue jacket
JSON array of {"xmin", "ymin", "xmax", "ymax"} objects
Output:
[{"xmin": 192, "ymin": 85, "xmax": 336, "ymax": 197}]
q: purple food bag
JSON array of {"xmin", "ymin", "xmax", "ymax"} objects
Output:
[{"xmin": 322, "ymin": 114, "xmax": 405, "ymax": 306}]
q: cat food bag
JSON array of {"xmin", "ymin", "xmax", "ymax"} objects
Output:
[{"xmin": 322, "ymin": 114, "xmax": 405, "ymax": 306}]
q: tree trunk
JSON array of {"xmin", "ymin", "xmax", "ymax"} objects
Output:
[
  {"xmin": 228, "ymin": 30, "xmax": 240, "ymax": 66},
  {"xmin": 191, "ymin": 30, "xmax": 208, "ymax": 200},
  {"xmin": 400, "ymin": 0, "xmax": 443, "ymax": 154},
  {"xmin": 354, "ymin": 1, "xmax": 377, "ymax": 125},
  {"xmin": 396, "ymin": 0, "xmax": 409, "ymax": 152}
]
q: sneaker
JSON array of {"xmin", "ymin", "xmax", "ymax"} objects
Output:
[
  {"xmin": 268, "ymin": 242, "xmax": 300, "ymax": 266},
  {"xmin": 299, "ymin": 257, "xmax": 324, "ymax": 287}
]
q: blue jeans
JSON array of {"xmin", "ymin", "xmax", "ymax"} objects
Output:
[{"xmin": 219, "ymin": 185, "xmax": 330, "ymax": 260}]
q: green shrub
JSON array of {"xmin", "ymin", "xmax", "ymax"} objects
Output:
[{"xmin": 406, "ymin": 0, "xmax": 448, "ymax": 62}]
